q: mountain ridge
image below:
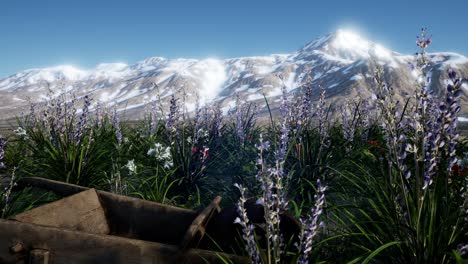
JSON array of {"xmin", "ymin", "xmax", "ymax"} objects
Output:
[{"xmin": 1, "ymin": 29, "xmax": 467, "ymax": 120}]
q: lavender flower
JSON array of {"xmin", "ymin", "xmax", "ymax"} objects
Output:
[
  {"xmin": 0, "ymin": 136, "xmax": 6, "ymax": 169},
  {"xmin": 166, "ymin": 94, "xmax": 180, "ymax": 143},
  {"xmin": 297, "ymin": 179, "xmax": 327, "ymax": 264},
  {"xmin": 192, "ymin": 95, "xmax": 203, "ymax": 144},
  {"xmin": 112, "ymin": 108, "xmax": 122, "ymax": 146},
  {"xmin": 298, "ymin": 71, "xmax": 314, "ymax": 128},
  {"xmin": 416, "ymin": 27, "xmax": 432, "ymax": 50},
  {"xmin": 2, "ymin": 167, "xmax": 17, "ymax": 218},
  {"xmin": 255, "ymin": 133, "xmax": 287, "ymax": 262},
  {"xmin": 236, "ymin": 95, "xmax": 246, "ymax": 144},
  {"xmin": 439, "ymin": 70, "xmax": 464, "ymax": 175},
  {"xmin": 341, "ymin": 101, "xmax": 355, "ymax": 143},
  {"xmin": 360, "ymin": 100, "xmax": 371, "ymax": 141},
  {"xmin": 74, "ymin": 95, "xmax": 92, "ymax": 143},
  {"xmin": 95, "ymin": 101, "xmax": 103, "ymax": 128},
  {"xmin": 255, "ymin": 136, "xmax": 271, "ymax": 153},
  {"xmin": 210, "ymin": 103, "xmax": 224, "ymax": 138},
  {"xmin": 457, "ymin": 244, "xmax": 468, "ymax": 258},
  {"xmin": 233, "ymin": 183, "xmax": 261, "ymax": 264},
  {"xmin": 316, "ymin": 86, "xmax": 327, "ymax": 140},
  {"xmin": 276, "ymin": 86, "xmax": 290, "ymax": 165},
  {"xmin": 372, "ymin": 61, "xmax": 411, "ymax": 188},
  {"xmin": 233, "ymin": 95, "xmax": 257, "ymax": 145},
  {"xmin": 415, "ymin": 27, "xmax": 432, "ymax": 70}
]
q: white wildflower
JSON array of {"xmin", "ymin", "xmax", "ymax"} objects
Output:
[
  {"xmin": 147, "ymin": 142, "xmax": 173, "ymax": 168},
  {"xmin": 125, "ymin": 159, "xmax": 137, "ymax": 174},
  {"xmin": 14, "ymin": 127, "xmax": 28, "ymax": 139}
]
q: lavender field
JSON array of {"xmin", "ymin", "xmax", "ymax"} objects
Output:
[{"xmin": 0, "ymin": 30, "xmax": 467, "ymax": 264}]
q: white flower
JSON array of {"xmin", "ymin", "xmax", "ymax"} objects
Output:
[
  {"xmin": 14, "ymin": 127, "xmax": 28, "ymax": 139},
  {"xmin": 163, "ymin": 160, "xmax": 173, "ymax": 169},
  {"xmin": 147, "ymin": 148, "xmax": 156, "ymax": 156},
  {"xmin": 198, "ymin": 128, "xmax": 209, "ymax": 139},
  {"xmin": 125, "ymin": 159, "xmax": 137, "ymax": 174},
  {"xmin": 147, "ymin": 142, "xmax": 173, "ymax": 168}
]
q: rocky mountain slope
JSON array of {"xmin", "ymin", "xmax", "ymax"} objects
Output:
[{"xmin": 1, "ymin": 29, "xmax": 467, "ymax": 121}]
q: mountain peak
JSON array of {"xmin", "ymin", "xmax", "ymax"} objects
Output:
[{"xmin": 299, "ymin": 29, "xmax": 393, "ymax": 62}]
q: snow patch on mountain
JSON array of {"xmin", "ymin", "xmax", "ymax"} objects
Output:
[
  {"xmin": 92, "ymin": 63, "xmax": 130, "ymax": 80},
  {"xmin": 27, "ymin": 65, "xmax": 88, "ymax": 83},
  {"xmin": 350, "ymin": 74, "xmax": 363, "ymax": 81},
  {"xmin": 196, "ymin": 59, "xmax": 226, "ymax": 104}
]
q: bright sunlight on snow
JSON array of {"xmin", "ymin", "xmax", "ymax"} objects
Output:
[
  {"xmin": 332, "ymin": 29, "xmax": 392, "ymax": 60},
  {"xmin": 195, "ymin": 58, "xmax": 226, "ymax": 104}
]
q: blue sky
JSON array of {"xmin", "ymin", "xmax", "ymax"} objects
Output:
[{"xmin": 1, "ymin": 0, "xmax": 467, "ymax": 78}]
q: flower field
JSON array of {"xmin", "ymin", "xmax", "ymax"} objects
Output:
[{"xmin": 0, "ymin": 29, "xmax": 467, "ymax": 264}]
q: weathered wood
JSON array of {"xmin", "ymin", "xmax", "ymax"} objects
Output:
[
  {"xmin": 0, "ymin": 220, "xmax": 249, "ymax": 264},
  {"xmin": 29, "ymin": 249, "xmax": 49, "ymax": 264},
  {"xmin": 180, "ymin": 196, "xmax": 222, "ymax": 251},
  {"xmin": 14, "ymin": 177, "xmax": 200, "ymax": 245},
  {"xmin": 98, "ymin": 190, "xmax": 197, "ymax": 245},
  {"xmin": 14, "ymin": 177, "xmax": 89, "ymax": 197},
  {"xmin": 12, "ymin": 189, "xmax": 110, "ymax": 235}
]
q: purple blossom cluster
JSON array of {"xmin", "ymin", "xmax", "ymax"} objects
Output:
[
  {"xmin": 234, "ymin": 183, "xmax": 261, "ymax": 264},
  {"xmin": 372, "ymin": 63, "xmax": 408, "ymax": 177},
  {"xmin": 297, "ymin": 82, "xmax": 314, "ymax": 131},
  {"xmin": 236, "ymin": 95, "xmax": 246, "ymax": 145},
  {"xmin": 406, "ymin": 29, "xmax": 464, "ymax": 190},
  {"xmin": 415, "ymin": 27, "xmax": 432, "ymax": 68},
  {"xmin": 439, "ymin": 70, "xmax": 465, "ymax": 174},
  {"xmin": 315, "ymin": 87, "xmax": 328, "ymax": 140},
  {"xmin": 233, "ymin": 95, "xmax": 257, "ymax": 145},
  {"xmin": 297, "ymin": 179, "xmax": 327, "ymax": 264},
  {"xmin": 1, "ymin": 167, "xmax": 17, "ymax": 218},
  {"xmin": 276, "ymin": 86, "xmax": 290, "ymax": 165},
  {"xmin": 94, "ymin": 101, "xmax": 104, "ymax": 129},
  {"xmin": 191, "ymin": 96, "xmax": 203, "ymax": 145},
  {"xmin": 75, "ymin": 95, "xmax": 92, "ymax": 143},
  {"xmin": 341, "ymin": 100, "xmax": 356, "ymax": 143},
  {"xmin": 25, "ymin": 90, "xmax": 95, "ymax": 146},
  {"xmin": 373, "ymin": 27, "xmax": 467, "ymax": 200},
  {"xmin": 166, "ymin": 94, "xmax": 181, "ymax": 143},
  {"xmin": 253, "ymin": 133, "xmax": 287, "ymax": 261},
  {"xmin": 360, "ymin": 100, "xmax": 372, "ymax": 141},
  {"xmin": 0, "ymin": 135, "xmax": 6, "ymax": 169},
  {"xmin": 112, "ymin": 108, "xmax": 122, "ymax": 146},
  {"xmin": 207, "ymin": 103, "xmax": 224, "ymax": 138}
]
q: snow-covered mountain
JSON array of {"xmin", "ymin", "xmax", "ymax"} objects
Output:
[{"xmin": 1, "ymin": 29, "xmax": 467, "ymax": 120}]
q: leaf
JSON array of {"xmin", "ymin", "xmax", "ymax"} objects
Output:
[{"xmin": 362, "ymin": 241, "xmax": 401, "ymax": 264}]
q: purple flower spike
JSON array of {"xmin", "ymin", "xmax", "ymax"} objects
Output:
[
  {"xmin": 297, "ymin": 179, "xmax": 327, "ymax": 264},
  {"xmin": 234, "ymin": 183, "xmax": 261, "ymax": 264},
  {"xmin": 0, "ymin": 136, "xmax": 6, "ymax": 169},
  {"xmin": 112, "ymin": 108, "xmax": 122, "ymax": 146}
]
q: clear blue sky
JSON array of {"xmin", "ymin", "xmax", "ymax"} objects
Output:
[{"xmin": 1, "ymin": 0, "xmax": 467, "ymax": 78}]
